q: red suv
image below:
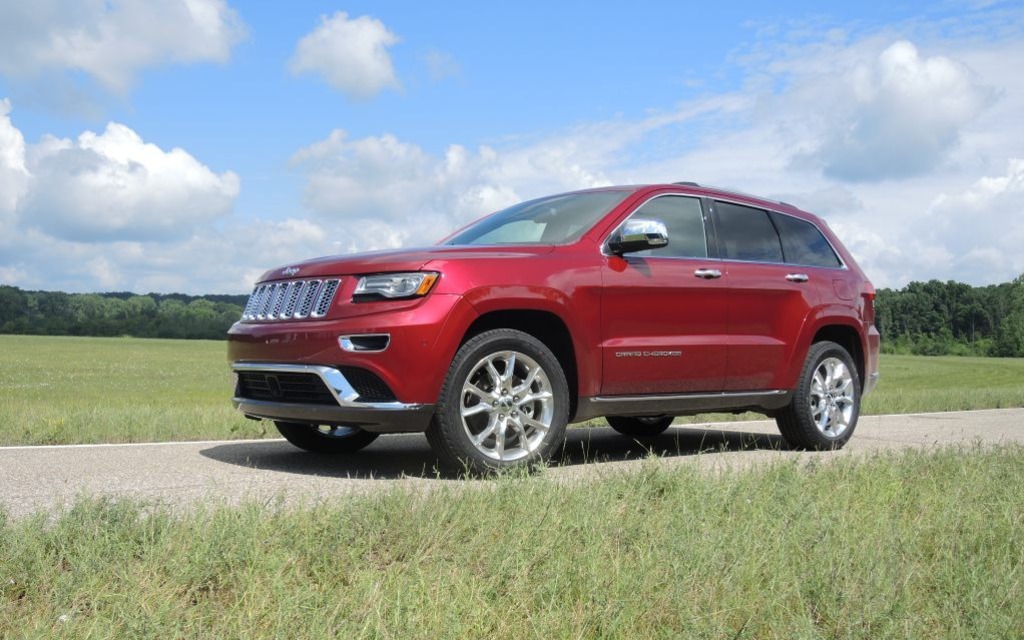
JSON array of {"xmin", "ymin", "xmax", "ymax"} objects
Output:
[{"xmin": 228, "ymin": 182, "xmax": 880, "ymax": 472}]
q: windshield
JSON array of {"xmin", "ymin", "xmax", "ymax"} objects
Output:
[{"xmin": 444, "ymin": 190, "xmax": 630, "ymax": 246}]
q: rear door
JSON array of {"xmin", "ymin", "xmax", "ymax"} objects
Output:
[
  {"xmin": 710, "ymin": 200, "xmax": 820, "ymax": 391},
  {"xmin": 600, "ymin": 194, "xmax": 729, "ymax": 395}
]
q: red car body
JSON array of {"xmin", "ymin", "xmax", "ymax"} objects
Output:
[{"xmin": 228, "ymin": 183, "xmax": 879, "ymax": 448}]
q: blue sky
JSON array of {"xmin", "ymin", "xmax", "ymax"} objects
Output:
[{"xmin": 1, "ymin": 0, "xmax": 1022, "ymax": 293}]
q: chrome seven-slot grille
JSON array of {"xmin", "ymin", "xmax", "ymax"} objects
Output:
[{"xmin": 241, "ymin": 279, "xmax": 341, "ymax": 322}]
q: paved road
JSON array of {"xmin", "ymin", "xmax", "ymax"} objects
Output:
[{"xmin": 2, "ymin": 409, "xmax": 1022, "ymax": 519}]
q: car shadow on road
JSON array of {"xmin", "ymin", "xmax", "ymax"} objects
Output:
[{"xmin": 198, "ymin": 425, "xmax": 786, "ymax": 481}]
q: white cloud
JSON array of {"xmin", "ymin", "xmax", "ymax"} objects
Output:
[
  {"xmin": 290, "ymin": 125, "xmax": 624, "ymax": 248},
  {"xmin": 289, "ymin": 11, "xmax": 400, "ymax": 100},
  {"xmin": 0, "ymin": 99, "xmax": 29, "ymax": 218},
  {"xmin": 0, "ymin": 0, "xmax": 246, "ymax": 92},
  {"xmin": 0, "ymin": 216, "xmax": 335, "ymax": 294},
  {"xmin": 926, "ymin": 159, "xmax": 1024, "ymax": 283},
  {"xmin": 789, "ymin": 40, "xmax": 995, "ymax": 181},
  {"xmin": 19, "ymin": 122, "xmax": 240, "ymax": 242}
]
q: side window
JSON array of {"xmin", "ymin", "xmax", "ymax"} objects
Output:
[
  {"xmin": 626, "ymin": 196, "xmax": 708, "ymax": 258},
  {"xmin": 714, "ymin": 201, "xmax": 783, "ymax": 263},
  {"xmin": 770, "ymin": 213, "xmax": 842, "ymax": 268}
]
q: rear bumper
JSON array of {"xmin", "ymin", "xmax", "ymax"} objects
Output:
[
  {"xmin": 232, "ymin": 362, "xmax": 434, "ymax": 432},
  {"xmin": 863, "ymin": 324, "xmax": 881, "ymax": 396}
]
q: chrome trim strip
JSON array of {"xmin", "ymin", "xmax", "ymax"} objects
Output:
[
  {"xmin": 232, "ymin": 362, "xmax": 420, "ymax": 411},
  {"xmin": 591, "ymin": 389, "xmax": 789, "ymax": 403},
  {"xmin": 338, "ymin": 333, "xmax": 391, "ymax": 353}
]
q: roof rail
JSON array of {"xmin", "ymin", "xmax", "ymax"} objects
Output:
[
  {"xmin": 669, "ymin": 181, "xmax": 798, "ymax": 210},
  {"xmin": 693, "ymin": 183, "xmax": 797, "ymax": 209}
]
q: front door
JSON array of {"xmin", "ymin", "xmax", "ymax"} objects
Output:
[{"xmin": 600, "ymin": 194, "xmax": 729, "ymax": 395}]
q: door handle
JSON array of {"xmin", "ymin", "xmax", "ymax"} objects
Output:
[
  {"xmin": 694, "ymin": 268, "xmax": 722, "ymax": 279},
  {"xmin": 786, "ymin": 273, "xmax": 809, "ymax": 283}
]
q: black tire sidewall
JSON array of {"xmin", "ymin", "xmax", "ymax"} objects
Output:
[
  {"xmin": 607, "ymin": 415, "xmax": 674, "ymax": 438},
  {"xmin": 275, "ymin": 421, "xmax": 380, "ymax": 453}
]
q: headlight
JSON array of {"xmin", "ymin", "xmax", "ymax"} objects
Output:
[{"xmin": 353, "ymin": 272, "xmax": 439, "ymax": 301}]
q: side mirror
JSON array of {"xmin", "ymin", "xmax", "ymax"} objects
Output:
[{"xmin": 608, "ymin": 219, "xmax": 669, "ymax": 255}]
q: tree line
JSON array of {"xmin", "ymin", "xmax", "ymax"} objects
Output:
[
  {"xmin": 1, "ymin": 275, "xmax": 1023, "ymax": 356},
  {"xmin": 876, "ymin": 275, "xmax": 1024, "ymax": 357},
  {"xmin": 0, "ymin": 286, "xmax": 247, "ymax": 341}
]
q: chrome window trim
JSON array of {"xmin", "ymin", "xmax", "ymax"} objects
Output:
[
  {"xmin": 709, "ymin": 195, "xmax": 849, "ymax": 271},
  {"xmin": 600, "ymin": 193, "xmax": 712, "ymax": 259}
]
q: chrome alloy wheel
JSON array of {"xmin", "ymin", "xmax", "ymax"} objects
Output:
[
  {"xmin": 809, "ymin": 357, "xmax": 856, "ymax": 438},
  {"xmin": 459, "ymin": 350, "xmax": 555, "ymax": 461}
]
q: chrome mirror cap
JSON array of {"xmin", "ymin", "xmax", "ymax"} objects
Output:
[{"xmin": 608, "ymin": 218, "xmax": 669, "ymax": 255}]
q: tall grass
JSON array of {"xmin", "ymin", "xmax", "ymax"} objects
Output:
[
  {"xmin": 2, "ymin": 335, "xmax": 1023, "ymax": 445},
  {"xmin": 1, "ymin": 446, "xmax": 1021, "ymax": 638}
]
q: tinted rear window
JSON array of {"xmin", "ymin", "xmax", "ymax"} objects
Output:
[
  {"xmin": 771, "ymin": 213, "xmax": 842, "ymax": 268},
  {"xmin": 714, "ymin": 201, "xmax": 783, "ymax": 263}
]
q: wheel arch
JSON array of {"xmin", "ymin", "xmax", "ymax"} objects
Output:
[
  {"xmin": 810, "ymin": 323, "xmax": 865, "ymax": 388},
  {"xmin": 460, "ymin": 309, "xmax": 581, "ymax": 421}
]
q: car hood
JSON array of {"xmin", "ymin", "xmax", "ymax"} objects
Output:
[{"xmin": 257, "ymin": 245, "xmax": 556, "ymax": 282}]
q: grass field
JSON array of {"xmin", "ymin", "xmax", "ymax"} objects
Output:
[
  {"xmin": 2, "ymin": 446, "xmax": 1021, "ymax": 638},
  {"xmin": 1, "ymin": 334, "xmax": 1023, "ymax": 446}
]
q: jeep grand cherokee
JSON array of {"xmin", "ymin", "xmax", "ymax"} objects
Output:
[{"xmin": 228, "ymin": 182, "xmax": 880, "ymax": 473}]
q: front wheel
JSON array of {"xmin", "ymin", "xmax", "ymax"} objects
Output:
[
  {"xmin": 776, "ymin": 341, "xmax": 861, "ymax": 450},
  {"xmin": 275, "ymin": 422, "xmax": 380, "ymax": 453},
  {"xmin": 425, "ymin": 329, "xmax": 570, "ymax": 474}
]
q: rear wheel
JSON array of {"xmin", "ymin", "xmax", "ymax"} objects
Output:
[
  {"xmin": 275, "ymin": 421, "xmax": 380, "ymax": 453},
  {"xmin": 425, "ymin": 329, "xmax": 569, "ymax": 474},
  {"xmin": 776, "ymin": 341, "xmax": 861, "ymax": 450},
  {"xmin": 607, "ymin": 415, "xmax": 674, "ymax": 438}
]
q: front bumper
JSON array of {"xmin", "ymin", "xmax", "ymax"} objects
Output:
[{"xmin": 232, "ymin": 362, "xmax": 434, "ymax": 432}]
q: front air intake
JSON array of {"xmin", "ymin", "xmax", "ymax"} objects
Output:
[{"xmin": 240, "ymin": 279, "xmax": 341, "ymax": 322}]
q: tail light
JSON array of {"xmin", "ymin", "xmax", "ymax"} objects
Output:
[{"xmin": 862, "ymin": 289, "xmax": 876, "ymax": 325}]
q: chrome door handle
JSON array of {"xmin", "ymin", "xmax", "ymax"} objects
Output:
[
  {"xmin": 786, "ymin": 273, "xmax": 809, "ymax": 283},
  {"xmin": 694, "ymin": 268, "xmax": 722, "ymax": 279}
]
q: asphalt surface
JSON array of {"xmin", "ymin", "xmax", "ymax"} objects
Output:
[{"xmin": 2, "ymin": 408, "xmax": 1022, "ymax": 519}]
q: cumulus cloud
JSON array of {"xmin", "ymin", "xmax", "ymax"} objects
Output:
[
  {"xmin": 797, "ymin": 40, "xmax": 995, "ymax": 181},
  {"xmin": 289, "ymin": 12, "xmax": 400, "ymax": 100},
  {"xmin": 290, "ymin": 126, "xmax": 621, "ymax": 247},
  {"xmin": 926, "ymin": 159, "xmax": 1024, "ymax": 283},
  {"xmin": 0, "ymin": 99, "xmax": 29, "ymax": 218},
  {"xmin": 18, "ymin": 122, "xmax": 240, "ymax": 242},
  {"xmin": 0, "ymin": 0, "xmax": 246, "ymax": 92},
  {"xmin": 0, "ymin": 216, "xmax": 335, "ymax": 294}
]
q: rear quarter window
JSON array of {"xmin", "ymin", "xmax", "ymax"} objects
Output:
[{"xmin": 770, "ymin": 213, "xmax": 843, "ymax": 268}]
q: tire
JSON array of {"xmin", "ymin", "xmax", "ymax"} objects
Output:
[
  {"xmin": 776, "ymin": 341, "xmax": 861, "ymax": 450},
  {"xmin": 607, "ymin": 415, "xmax": 674, "ymax": 438},
  {"xmin": 425, "ymin": 329, "xmax": 570, "ymax": 474},
  {"xmin": 275, "ymin": 421, "xmax": 380, "ymax": 453}
]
